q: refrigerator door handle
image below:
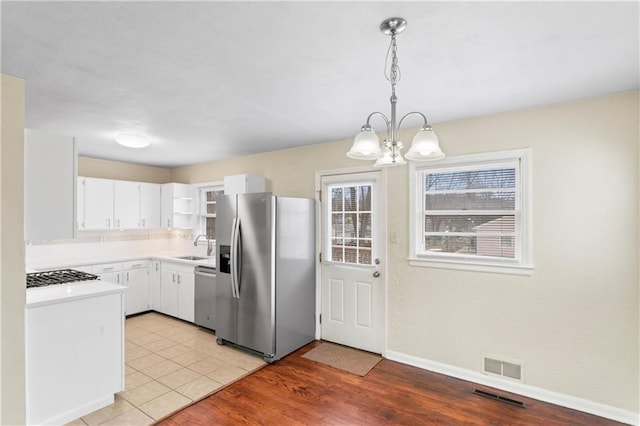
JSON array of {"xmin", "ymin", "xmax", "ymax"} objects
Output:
[
  {"xmin": 230, "ymin": 217, "xmax": 239, "ymax": 299},
  {"xmin": 232, "ymin": 218, "xmax": 241, "ymax": 298}
]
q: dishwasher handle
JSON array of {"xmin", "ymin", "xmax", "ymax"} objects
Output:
[{"xmin": 195, "ymin": 270, "xmax": 216, "ymax": 279}]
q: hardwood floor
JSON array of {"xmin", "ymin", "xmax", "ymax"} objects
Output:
[{"xmin": 158, "ymin": 341, "xmax": 624, "ymax": 425}]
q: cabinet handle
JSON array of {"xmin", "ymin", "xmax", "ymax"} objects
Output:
[
  {"xmin": 126, "ymin": 272, "xmax": 129, "ymax": 281},
  {"xmin": 117, "ymin": 219, "xmax": 120, "ymax": 228},
  {"xmin": 167, "ymin": 219, "xmax": 171, "ymax": 227},
  {"xmin": 142, "ymin": 218, "xmax": 146, "ymax": 227},
  {"xmin": 117, "ymin": 274, "xmax": 120, "ymax": 283},
  {"xmin": 107, "ymin": 218, "xmax": 111, "ymax": 228},
  {"xmin": 177, "ymin": 275, "xmax": 181, "ymax": 284},
  {"xmin": 172, "ymin": 273, "xmax": 176, "ymax": 283},
  {"xmin": 132, "ymin": 263, "xmax": 142, "ymax": 268},
  {"xmin": 155, "ymin": 263, "xmax": 159, "ymax": 271},
  {"xmin": 102, "ymin": 267, "xmax": 114, "ymax": 272}
]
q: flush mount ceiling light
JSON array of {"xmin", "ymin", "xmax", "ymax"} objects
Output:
[
  {"xmin": 347, "ymin": 17, "xmax": 445, "ymax": 167},
  {"xmin": 115, "ymin": 133, "xmax": 150, "ymax": 148}
]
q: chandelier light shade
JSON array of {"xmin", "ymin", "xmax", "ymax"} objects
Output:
[
  {"xmin": 347, "ymin": 125, "xmax": 383, "ymax": 159},
  {"xmin": 375, "ymin": 146, "xmax": 407, "ymax": 167},
  {"xmin": 404, "ymin": 126, "xmax": 445, "ymax": 161},
  {"xmin": 347, "ymin": 17, "xmax": 445, "ymax": 166}
]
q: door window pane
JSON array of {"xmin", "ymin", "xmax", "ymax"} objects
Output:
[{"xmin": 328, "ymin": 183, "xmax": 373, "ymax": 265}]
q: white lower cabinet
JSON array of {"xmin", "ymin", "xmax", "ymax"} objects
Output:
[
  {"xmin": 25, "ymin": 286, "xmax": 124, "ymax": 425},
  {"xmin": 93, "ymin": 261, "xmax": 150, "ymax": 316},
  {"xmin": 93, "ymin": 263, "xmax": 122, "ymax": 285},
  {"xmin": 123, "ymin": 261, "xmax": 150, "ymax": 315},
  {"xmin": 149, "ymin": 260, "xmax": 162, "ymax": 311},
  {"xmin": 160, "ymin": 261, "xmax": 195, "ymax": 322},
  {"xmin": 71, "ymin": 259, "xmax": 195, "ymax": 321}
]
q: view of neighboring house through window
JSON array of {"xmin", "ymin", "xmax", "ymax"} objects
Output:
[
  {"xmin": 198, "ymin": 185, "xmax": 224, "ymax": 240},
  {"xmin": 410, "ymin": 149, "xmax": 531, "ymax": 273},
  {"xmin": 329, "ymin": 184, "xmax": 373, "ymax": 265}
]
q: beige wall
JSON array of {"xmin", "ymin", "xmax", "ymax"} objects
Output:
[
  {"xmin": 78, "ymin": 156, "xmax": 171, "ymax": 183},
  {"xmin": 0, "ymin": 73, "xmax": 26, "ymax": 424},
  {"xmin": 170, "ymin": 142, "xmax": 356, "ymax": 195},
  {"xmin": 172, "ymin": 91, "xmax": 639, "ymax": 413}
]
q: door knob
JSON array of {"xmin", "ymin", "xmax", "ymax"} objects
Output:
[{"xmin": 373, "ymin": 271, "xmax": 381, "ymax": 278}]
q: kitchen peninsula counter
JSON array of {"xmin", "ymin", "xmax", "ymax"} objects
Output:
[{"xmin": 26, "ymin": 279, "xmax": 125, "ymax": 425}]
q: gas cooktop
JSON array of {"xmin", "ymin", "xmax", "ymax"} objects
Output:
[{"xmin": 26, "ymin": 269, "xmax": 99, "ymax": 288}]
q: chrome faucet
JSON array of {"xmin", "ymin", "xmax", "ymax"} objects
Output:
[{"xmin": 194, "ymin": 234, "xmax": 213, "ymax": 256}]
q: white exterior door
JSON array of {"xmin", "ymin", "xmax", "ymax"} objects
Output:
[{"xmin": 319, "ymin": 170, "xmax": 386, "ymax": 354}]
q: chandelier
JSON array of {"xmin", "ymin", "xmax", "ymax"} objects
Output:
[{"xmin": 347, "ymin": 17, "xmax": 445, "ymax": 167}]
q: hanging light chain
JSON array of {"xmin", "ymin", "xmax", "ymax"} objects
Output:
[{"xmin": 384, "ymin": 33, "xmax": 402, "ymax": 89}]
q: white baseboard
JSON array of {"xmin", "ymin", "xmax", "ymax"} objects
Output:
[
  {"xmin": 35, "ymin": 394, "xmax": 115, "ymax": 425},
  {"xmin": 385, "ymin": 350, "xmax": 638, "ymax": 426}
]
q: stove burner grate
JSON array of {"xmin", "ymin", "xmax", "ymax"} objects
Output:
[{"xmin": 26, "ymin": 269, "xmax": 99, "ymax": 288}]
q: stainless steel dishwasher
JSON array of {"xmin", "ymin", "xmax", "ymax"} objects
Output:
[{"xmin": 194, "ymin": 265, "xmax": 216, "ymax": 330}]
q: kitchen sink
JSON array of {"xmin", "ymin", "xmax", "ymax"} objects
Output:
[{"xmin": 173, "ymin": 255, "xmax": 209, "ymax": 261}]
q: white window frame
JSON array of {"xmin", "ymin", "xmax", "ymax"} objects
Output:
[
  {"xmin": 193, "ymin": 181, "xmax": 224, "ymax": 242},
  {"xmin": 409, "ymin": 148, "xmax": 533, "ymax": 275}
]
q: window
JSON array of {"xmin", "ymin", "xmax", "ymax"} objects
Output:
[
  {"xmin": 409, "ymin": 149, "xmax": 532, "ymax": 275},
  {"xmin": 197, "ymin": 185, "xmax": 224, "ymax": 240},
  {"xmin": 329, "ymin": 183, "xmax": 373, "ymax": 265}
]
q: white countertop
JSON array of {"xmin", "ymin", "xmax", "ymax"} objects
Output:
[
  {"xmin": 26, "ymin": 280, "xmax": 126, "ymax": 308},
  {"xmin": 29, "ymin": 252, "xmax": 216, "ymax": 272}
]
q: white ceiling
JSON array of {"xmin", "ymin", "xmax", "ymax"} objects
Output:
[{"xmin": 2, "ymin": 1, "xmax": 638, "ymax": 168}]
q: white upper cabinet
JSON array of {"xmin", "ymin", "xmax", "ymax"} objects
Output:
[
  {"xmin": 24, "ymin": 129, "xmax": 76, "ymax": 241},
  {"xmin": 223, "ymin": 174, "xmax": 265, "ymax": 195},
  {"xmin": 140, "ymin": 183, "xmax": 161, "ymax": 229},
  {"xmin": 114, "ymin": 180, "xmax": 139, "ymax": 229},
  {"xmin": 77, "ymin": 178, "xmax": 190, "ymax": 231},
  {"xmin": 160, "ymin": 183, "xmax": 194, "ymax": 229},
  {"xmin": 79, "ymin": 178, "xmax": 163, "ymax": 231},
  {"xmin": 80, "ymin": 177, "xmax": 114, "ymax": 230}
]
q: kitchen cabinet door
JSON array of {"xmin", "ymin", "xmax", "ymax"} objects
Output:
[
  {"xmin": 97, "ymin": 271, "xmax": 122, "ymax": 285},
  {"xmin": 160, "ymin": 269, "xmax": 179, "ymax": 318},
  {"xmin": 24, "ymin": 129, "xmax": 76, "ymax": 241},
  {"xmin": 77, "ymin": 177, "xmax": 85, "ymax": 230},
  {"xmin": 114, "ymin": 180, "xmax": 139, "ymax": 229},
  {"xmin": 140, "ymin": 183, "xmax": 161, "ymax": 229},
  {"xmin": 149, "ymin": 261, "xmax": 162, "ymax": 311},
  {"xmin": 124, "ymin": 266, "xmax": 149, "ymax": 315},
  {"xmin": 177, "ymin": 271, "xmax": 195, "ymax": 323},
  {"xmin": 160, "ymin": 184, "xmax": 174, "ymax": 228},
  {"xmin": 83, "ymin": 177, "xmax": 114, "ymax": 230},
  {"xmin": 223, "ymin": 174, "xmax": 265, "ymax": 195},
  {"xmin": 160, "ymin": 262, "xmax": 195, "ymax": 322}
]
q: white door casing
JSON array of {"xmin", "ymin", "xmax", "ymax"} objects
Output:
[{"xmin": 317, "ymin": 169, "xmax": 386, "ymax": 354}]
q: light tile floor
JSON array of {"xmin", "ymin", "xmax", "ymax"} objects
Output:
[{"xmin": 65, "ymin": 312, "xmax": 267, "ymax": 426}]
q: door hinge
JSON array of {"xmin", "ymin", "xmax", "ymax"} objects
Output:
[
  {"xmin": 318, "ymin": 190, "xmax": 322, "ymax": 202},
  {"xmin": 319, "ymin": 252, "xmax": 322, "ymax": 263},
  {"xmin": 319, "ymin": 314, "xmax": 322, "ymax": 324}
]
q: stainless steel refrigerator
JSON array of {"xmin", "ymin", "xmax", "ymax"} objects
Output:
[{"xmin": 215, "ymin": 192, "xmax": 315, "ymax": 362}]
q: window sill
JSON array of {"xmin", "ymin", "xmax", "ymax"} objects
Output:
[{"xmin": 408, "ymin": 257, "xmax": 534, "ymax": 276}]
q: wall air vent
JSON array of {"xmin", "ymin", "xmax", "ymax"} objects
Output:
[{"xmin": 482, "ymin": 355, "xmax": 524, "ymax": 382}]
